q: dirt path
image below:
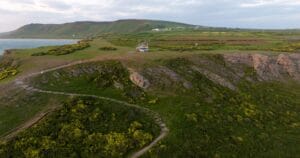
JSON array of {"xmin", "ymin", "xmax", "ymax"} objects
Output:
[{"xmin": 9, "ymin": 60, "xmax": 169, "ymax": 158}]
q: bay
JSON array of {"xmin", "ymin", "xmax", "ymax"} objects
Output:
[{"xmin": 0, "ymin": 39, "xmax": 78, "ymax": 55}]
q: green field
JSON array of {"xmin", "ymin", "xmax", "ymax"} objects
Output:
[{"xmin": 105, "ymin": 30, "xmax": 300, "ymax": 53}]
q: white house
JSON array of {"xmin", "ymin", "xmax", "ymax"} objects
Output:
[
  {"xmin": 136, "ymin": 43, "xmax": 149, "ymax": 53},
  {"xmin": 152, "ymin": 28, "xmax": 160, "ymax": 32}
]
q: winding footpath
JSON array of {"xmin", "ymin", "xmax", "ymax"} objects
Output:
[{"xmin": 9, "ymin": 60, "xmax": 169, "ymax": 158}]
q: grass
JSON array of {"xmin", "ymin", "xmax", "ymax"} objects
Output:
[
  {"xmin": 0, "ymin": 30, "xmax": 300, "ymax": 157},
  {"xmin": 28, "ymin": 55, "xmax": 300, "ymax": 157},
  {"xmin": 104, "ymin": 30, "xmax": 300, "ymax": 53},
  {"xmin": 0, "ymin": 91, "xmax": 64, "ymax": 136},
  {"xmin": 1, "ymin": 33, "xmax": 286, "ymax": 84},
  {"xmin": 31, "ymin": 61, "xmax": 146, "ymax": 102},
  {"xmin": 0, "ymin": 97, "xmax": 159, "ymax": 158},
  {"xmin": 143, "ymin": 82, "xmax": 300, "ymax": 157},
  {"xmin": 31, "ymin": 40, "xmax": 90, "ymax": 56},
  {"xmin": 2, "ymin": 19, "xmax": 191, "ymax": 39}
]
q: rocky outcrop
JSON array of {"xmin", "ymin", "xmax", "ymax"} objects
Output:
[
  {"xmin": 252, "ymin": 54, "xmax": 282, "ymax": 81},
  {"xmin": 224, "ymin": 53, "xmax": 300, "ymax": 82},
  {"xmin": 277, "ymin": 54, "xmax": 300, "ymax": 80},
  {"xmin": 144, "ymin": 66, "xmax": 193, "ymax": 89},
  {"xmin": 191, "ymin": 66, "xmax": 236, "ymax": 90},
  {"xmin": 224, "ymin": 54, "xmax": 253, "ymax": 66},
  {"xmin": 158, "ymin": 66, "xmax": 193, "ymax": 89},
  {"xmin": 129, "ymin": 69, "xmax": 150, "ymax": 89}
]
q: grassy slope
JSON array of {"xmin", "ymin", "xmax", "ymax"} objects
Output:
[
  {"xmin": 30, "ymin": 55, "xmax": 300, "ymax": 157},
  {"xmin": 0, "ymin": 30, "xmax": 300, "ymax": 157},
  {"xmin": 0, "ymin": 90, "xmax": 65, "ymax": 136},
  {"xmin": 1, "ymin": 97, "xmax": 159, "ymax": 157},
  {"xmin": 105, "ymin": 30, "xmax": 300, "ymax": 53}
]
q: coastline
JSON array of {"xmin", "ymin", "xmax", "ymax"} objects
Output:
[{"xmin": 0, "ymin": 39, "xmax": 79, "ymax": 56}]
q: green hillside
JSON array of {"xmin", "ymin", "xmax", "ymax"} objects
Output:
[
  {"xmin": 1, "ymin": 29, "xmax": 300, "ymax": 157},
  {"xmin": 0, "ymin": 19, "xmax": 193, "ymax": 39}
]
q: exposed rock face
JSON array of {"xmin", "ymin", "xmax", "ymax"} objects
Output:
[
  {"xmin": 224, "ymin": 54, "xmax": 253, "ymax": 66},
  {"xmin": 129, "ymin": 70, "xmax": 150, "ymax": 89},
  {"xmin": 113, "ymin": 81, "xmax": 124, "ymax": 90},
  {"xmin": 191, "ymin": 66, "xmax": 236, "ymax": 90},
  {"xmin": 277, "ymin": 54, "xmax": 300, "ymax": 80},
  {"xmin": 252, "ymin": 54, "xmax": 282, "ymax": 81},
  {"xmin": 157, "ymin": 66, "xmax": 192, "ymax": 89},
  {"xmin": 144, "ymin": 66, "xmax": 193, "ymax": 89},
  {"xmin": 224, "ymin": 53, "xmax": 300, "ymax": 82}
]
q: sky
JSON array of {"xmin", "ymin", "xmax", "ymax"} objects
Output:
[{"xmin": 0, "ymin": 0, "xmax": 300, "ymax": 32}]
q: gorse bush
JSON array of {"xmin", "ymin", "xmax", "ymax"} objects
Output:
[
  {"xmin": 145, "ymin": 56, "xmax": 300, "ymax": 157},
  {"xmin": 33, "ymin": 61, "xmax": 146, "ymax": 103},
  {"xmin": 32, "ymin": 41, "xmax": 90, "ymax": 56},
  {"xmin": 0, "ymin": 98, "xmax": 156, "ymax": 158},
  {"xmin": 0, "ymin": 58, "xmax": 19, "ymax": 81},
  {"xmin": 89, "ymin": 61, "xmax": 146, "ymax": 102},
  {"xmin": 99, "ymin": 46, "xmax": 118, "ymax": 51},
  {"xmin": 0, "ymin": 68, "xmax": 18, "ymax": 80}
]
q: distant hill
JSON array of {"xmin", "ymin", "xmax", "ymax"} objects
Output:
[{"xmin": 0, "ymin": 19, "xmax": 194, "ymax": 39}]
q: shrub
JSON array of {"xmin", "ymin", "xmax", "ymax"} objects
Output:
[
  {"xmin": 0, "ymin": 58, "xmax": 19, "ymax": 81},
  {"xmin": 32, "ymin": 41, "xmax": 90, "ymax": 56},
  {"xmin": 0, "ymin": 68, "xmax": 18, "ymax": 80},
  {"xmin": 99, "ymin": 46, "xmax": 118, "ymax": 51},
  {"xmin": 0, "ymin": 98, "xmax": 156, "ymax": 157}
]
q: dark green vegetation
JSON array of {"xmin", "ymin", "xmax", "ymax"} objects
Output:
[
  {"xmin": 145, "ymin": 82, "xmax": 300, "ymax": 157},
  {"xmin": 32, "ymin": 61, "xmax": 146, "ymax": 102},
  {"xmin": 0, "ymin": 19, "xmax": 192, "ymax": 39},
  {"xmin": 99, "ymin": 46, "xmax": 118, "ymax": 51},
  {"xmin": 143, "ymin": 57, "xmax": 300, "ymax": 157},
  {"xmin": 32, "ymin": 40, "xmax": 90, "ymax": 56},
  {"xmin": 29, "ymin": 55, "xmax": 300, "ymax": 157},
  {"xmin": 0, "ymin": 91, "xmax": 62, "ymax": 137},
  {"xmin": 0, "ymin": 98, "xmax": 159, "ymax": 158},
  {"xmin": 105, "ymin": 31, "xmax": 300, "ymax": 53},
  {"xmin": 0, "ymin": 57, "xmax": 19, "ymax": 81}
]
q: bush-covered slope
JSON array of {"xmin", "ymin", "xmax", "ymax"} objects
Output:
[
  {"xmin": 0, "ymin": 97, "xmax": 159, "ymax": 158},
  {"xmin": 0, "ymin": 19, "xmax": 193, "ymax": 39},
  {"xmin": 0, "ymin": 57, "xmax": 19, "ymax": 81},
  {"xmin": 26, "ymin": 55, "xmax": 300, "ymax": 157}
]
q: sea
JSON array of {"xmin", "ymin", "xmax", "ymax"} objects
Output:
[{"xmin": 0, "ymin": 39, "xmax": 78, "ymax": 55}]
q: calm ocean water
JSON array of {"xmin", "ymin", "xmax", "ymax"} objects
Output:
[{"xmin": 0, "ymin": 39, "xmax": 78, "ymax": 55}]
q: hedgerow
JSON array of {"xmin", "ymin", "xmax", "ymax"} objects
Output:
[{"xmin": 32, "ymin": 41, "xmax": 90, "ymax": 56}]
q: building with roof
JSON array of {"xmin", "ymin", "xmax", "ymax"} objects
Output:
[{"xmin": 136, "ymin": 42, "xmax": 149, "ymax": 53}]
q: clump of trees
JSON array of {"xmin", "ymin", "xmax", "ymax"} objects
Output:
[
  {"xmin": 0, "ymin": 98, "xmax": 155, "ymax": 158},
  {"xmin": 32, "ymin": 40, "xmax": 90, "ymax": 56}
]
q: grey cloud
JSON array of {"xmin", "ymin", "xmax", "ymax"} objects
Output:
[{"xmin": 41, "ymin": 0, "xmax": 72, "ymax": 10}]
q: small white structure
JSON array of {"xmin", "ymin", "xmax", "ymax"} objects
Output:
[
  {"xmin": 136, "ymin": 42, "xmax": 149, "ymax": 53},
  {"xmin": 152, "ymin": 28, "xmax": 160, "ymax": 32}
]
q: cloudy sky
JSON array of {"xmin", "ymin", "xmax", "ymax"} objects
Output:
[{"xmin": 0, "ymin": 0, "xmax": 300, "ymax": 32}]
